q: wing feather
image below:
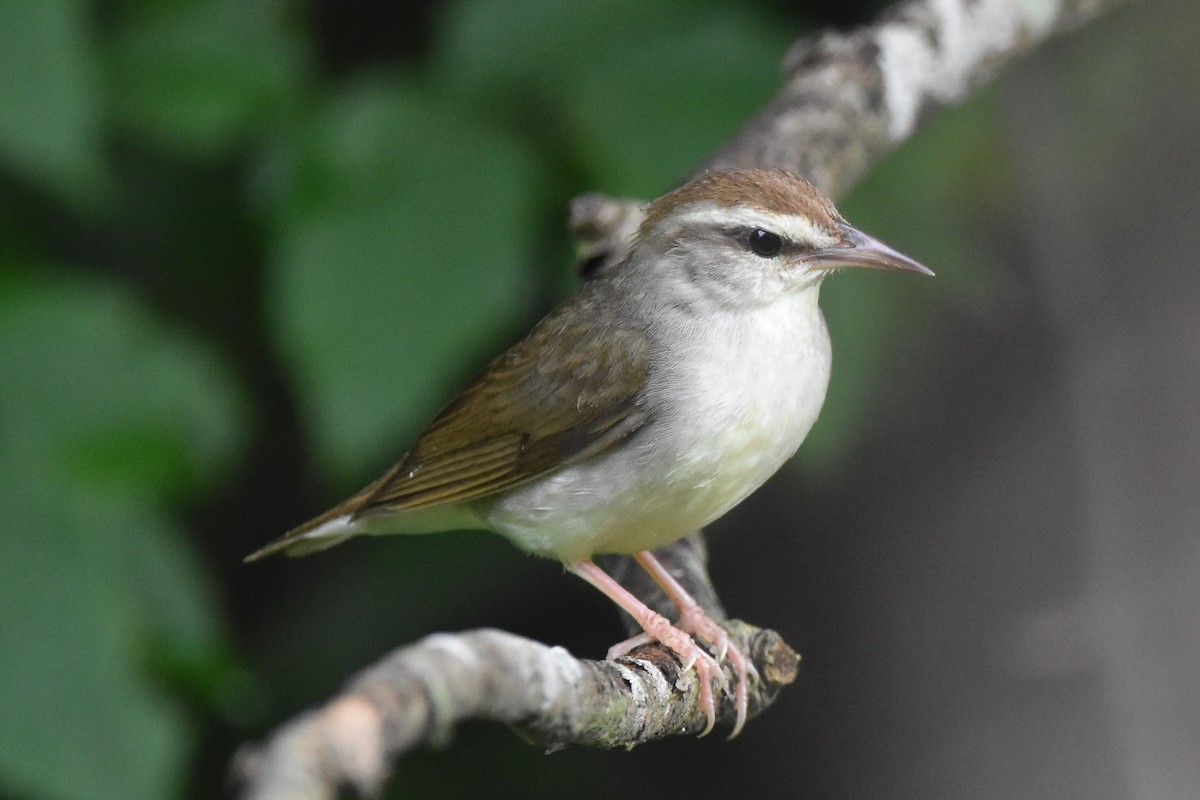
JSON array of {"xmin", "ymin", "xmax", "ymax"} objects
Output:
[
  {"xmin": 262, "ymin": 293, "xmax": 653, "ymax": 553},
  {"xmin": 366, "ymin": 309, "xmax": 652, "ymax": 513}
]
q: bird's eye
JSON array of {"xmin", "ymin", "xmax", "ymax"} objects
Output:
[{"xmin": 747, "ymin": 228, "xmax": 784, "ymax": 258}]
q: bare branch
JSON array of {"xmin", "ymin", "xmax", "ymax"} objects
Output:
[
  {"xmin": 698, "ymin": 0, "xmax": 1126, "ymax": 195},
  {"xmin": 236, "ymin": 627, "xmax": 799, "ymax": 799},
  {"xmin": 236, "ymin": 0, "xmax": 1126, "ymax": 795}
]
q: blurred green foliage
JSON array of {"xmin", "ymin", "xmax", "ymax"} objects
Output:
[
  {"xmin": 0, "ymin": 272, "xmax": 244, "ymax": 799},
  {"xmin": 268, "ymin": 77, "xmax": 549, "ymax": 480},
  {"xmin": 0, "ymin": 1, "xmax": 107, "ymax": 208},
  {"xmin": 0, "ymin": 0, "xmax": 997, "ymax": 797}
]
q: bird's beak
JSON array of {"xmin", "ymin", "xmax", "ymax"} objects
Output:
[{"xmin": 809, "ymin": 223, "xmax": 934, "ymax": 276}]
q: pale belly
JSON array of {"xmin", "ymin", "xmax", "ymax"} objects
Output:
[{"xmin": 486, "ymin": 298, "xmax": 832, "ymax": 563}]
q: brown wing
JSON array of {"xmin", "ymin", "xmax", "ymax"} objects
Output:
[
  {"xmin": 367, "ymin": 312, "xmax": 651, "ymax": 511},
  {"xmin": 287, "ymin": 298, "xmax": 652, "ymax": 538}
]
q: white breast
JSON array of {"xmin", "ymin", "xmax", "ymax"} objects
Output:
[{"xmin": 486, "ymin": 290, "xmax": 832, "ymax": 563}]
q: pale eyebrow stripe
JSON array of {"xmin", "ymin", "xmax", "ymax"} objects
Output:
[{"xmin": 662, "ymin": 204, "xmax": 841, "ymax": 249}]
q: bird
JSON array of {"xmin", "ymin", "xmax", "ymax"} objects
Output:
[{"xmin": 247, "ymin": 168, "xmax": 932, "ymax": 737}]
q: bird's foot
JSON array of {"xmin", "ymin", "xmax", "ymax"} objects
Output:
[
  {"xmin": 569, "ymin": 561, "xmax": 723, "ymax": 735},
  {"xmin": 631, "ymin": 606, "xmax": 726, "ymax": 735},
  {"xmin": 674, "ymin": 605, "xmax": 758, "ymax": 738},
  {"xmin": 633, "ymin": 551, "xmax": 758, "ymax": 738}
]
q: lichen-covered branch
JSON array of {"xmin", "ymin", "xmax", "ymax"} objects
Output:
[
  {"xmin": 236, "ymin": 626, "xmax": 799, "ymax": 800},
  {"xmin": 701, "ymin": 0, "xmax": 1124, "ymax": 195},
  {"xmin": 236, "ymin": 0, "xmax": 1124, "ymax": 796}
]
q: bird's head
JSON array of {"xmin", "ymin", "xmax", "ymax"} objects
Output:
[{"xmin": 630, "ymin": 169, "xmax": 932, "ymax": 309}]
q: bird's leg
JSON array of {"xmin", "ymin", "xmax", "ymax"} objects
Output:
[
  {"xmin": 568, "ymin": 560, "xmax": 721, "ymax": 736},
  {"xmin": 633, "ymin": 550, "xmax": 758, "ymax": 738}
]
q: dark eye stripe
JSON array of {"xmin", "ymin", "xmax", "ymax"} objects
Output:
[{"xmin": 723, "ymin": 225, "xmax": 814, "ymax": 258}]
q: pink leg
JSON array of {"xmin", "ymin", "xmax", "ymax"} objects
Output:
[
  {"xmin": 569, "ymin": 561, "xmax": 720, "ymax": 736},
  {"xmin": 633, "ymin": 551, "xmax": 758, "ymax": 739}
]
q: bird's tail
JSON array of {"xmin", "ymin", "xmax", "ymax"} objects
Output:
[{"xmin": 243, "ymin": 508, "xmax": 361, "ymax": 562}]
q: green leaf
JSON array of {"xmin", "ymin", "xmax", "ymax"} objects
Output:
[
  {"xmin": 0, "ymin": 0, "xmax": 109, "ymax": 206},
  {"xmin": 0, "ymin": 269, "xmax": 246, "ymax": 800},
  {"xmin": 104, "ymin": 0, "xmax": 308, "ymax": 155},
  {"xmin": 268, "ymin": 77, "xmax": 546, "ymax": 482}
]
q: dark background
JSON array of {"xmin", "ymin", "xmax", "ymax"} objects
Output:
[{"xmin": 1, "ymin": 1, "xmax": 1196, "ymax": 798}]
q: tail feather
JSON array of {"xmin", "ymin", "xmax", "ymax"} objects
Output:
[
  {"xmin": 245, "ymin": 463, "xmax": 490, "ymax": 563},
  {"xmin": 244, "ymin": 511, "xmax": 361, "ymax": 562},
  {"xmin": 244, "ymin": 463, "xmax": 409, "ymax": 562}
]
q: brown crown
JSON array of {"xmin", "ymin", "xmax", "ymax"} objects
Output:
[{"xmin": 640, "ymin": 169, "xmax": 845, "ymax": 235}]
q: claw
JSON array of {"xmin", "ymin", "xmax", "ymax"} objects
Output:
[
  {"xmin": 690, "ymin": 650, "xmax": 718, "ymax": 737},
  {"xmin": 721, "ymin": 641, "xmax": 753, "ymax": 739},
  {"xmin": 714, "ymin": 632, "xmax": 729, "ymax": 663}
]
